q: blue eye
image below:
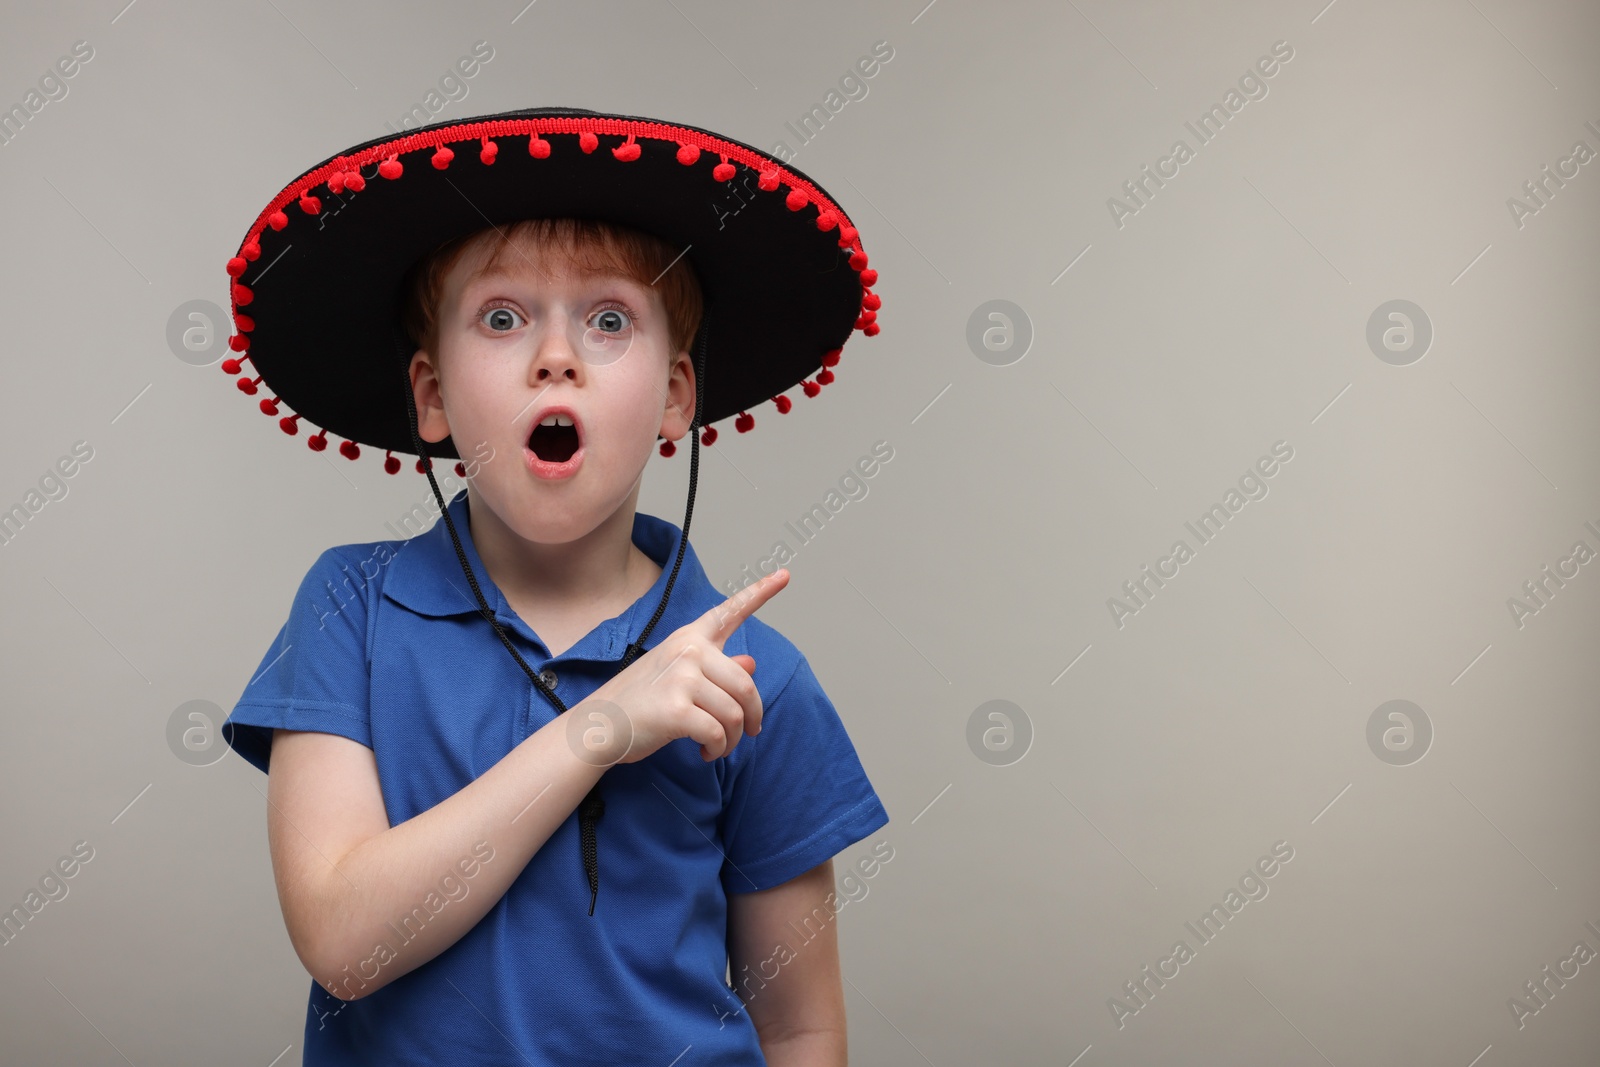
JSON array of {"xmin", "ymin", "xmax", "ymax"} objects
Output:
[
  {"xmin": 481, "ymin": 307, "xmax": 523, "ymax": 331},
  {"xmin": 590, "ymin": 306, "xmax": 632, "ymax": 334}
]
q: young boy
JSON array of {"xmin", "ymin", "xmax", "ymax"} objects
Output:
[{"xmin": 219, "ymin": 107, "xmax": 888, "ymax": 1065}]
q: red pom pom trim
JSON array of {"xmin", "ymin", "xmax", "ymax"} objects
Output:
[
  {"xmin": 612, "ymin": 133, "xmax": 641, "ymax": 161},
  {"xmin": 229, "ymin": 116, "xmax": 882, "ymax": 472}
]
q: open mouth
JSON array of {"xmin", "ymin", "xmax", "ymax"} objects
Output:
[{"xmin": 528, "ymin": 413, "xmax": 581, "ymax": 463}]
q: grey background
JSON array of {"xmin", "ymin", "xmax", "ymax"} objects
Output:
[{"xmin": 2, "ymin": 0, "xmax": 1597, "ymax": 1064}]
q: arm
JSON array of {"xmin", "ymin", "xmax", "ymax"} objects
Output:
[
  {"xmin": 726, "ymin": 859, "xmax": 849, "ymax": 1066},
  {"xmin": 267, "ymin": 710, "xmax": 605, "ymax": 1001}
]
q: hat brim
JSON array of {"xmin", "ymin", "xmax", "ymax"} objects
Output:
[{"xmin": 226, "ymin": 106, "xmax": 877, "ymax": 463}]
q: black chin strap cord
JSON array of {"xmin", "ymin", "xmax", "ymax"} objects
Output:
[{"xmin": 395, "ymin": 314, "xmax": 708, "ymax": 916}]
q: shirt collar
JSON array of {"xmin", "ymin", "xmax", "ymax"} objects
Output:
[{"xmin": 381, "ymin": 487, "xmax": 721, "ymax": 661}]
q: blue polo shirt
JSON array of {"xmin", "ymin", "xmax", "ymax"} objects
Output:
[{"xmin": 222, "ymin": 487, "xmax": 890, "ymax": 1065}]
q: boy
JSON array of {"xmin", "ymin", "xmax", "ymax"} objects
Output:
[{"xmin": 219, "ymin": 107, "xmax": 888, "ymax": 1065}]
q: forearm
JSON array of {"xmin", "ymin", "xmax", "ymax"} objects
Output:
[
  {"xmin": 309, "ymin": 706, "xmax": 605, "ymax": 998},
  {"xmin": 759, "ymin": 1027, "xmax": 847, "ymax": 1067}
]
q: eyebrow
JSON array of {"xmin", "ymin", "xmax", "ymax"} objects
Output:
[{"xmin": 464, "ymin": 262, "xmax": 648, "ymax": 294}]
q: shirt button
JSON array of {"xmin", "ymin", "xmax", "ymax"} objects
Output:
[{"xmin": 538, "ymin": 667, "xmax": 558, "ymax": 690}]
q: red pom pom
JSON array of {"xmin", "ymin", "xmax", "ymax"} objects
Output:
[
  {"xmin": 859, "ymin": 268, "xmax": 877, "ymax": 286},
  {"xmin": 817, "ymin": 368, "xmax": 834, "ymax": 385},
  {"xmin": 298, "ymin": 192, "xmax": 321, "ymax": 215},
  {"xmin": 757, "ymin": 168, "xmax": 780, "ymax": 192},
  {"xmin": 863, "ymin": 322, "xmax": 880, "ymax": 336},
  {"xmin": 384, "ymin": 452, "xmax": 401, "ymax": 475},
  {"xmin": 308, "ymin": 429, "xmax": 328, "ymax": 451},
  {"xmin": 280, "ymin": 415, "xmax": 300, "ymax": 435},
  {"xmin": 221, "ymin": 357, "xmax": 241, "ymax": 374},
  {"xmin": 713, "ymin": 159, "xmax": 735, "ymax": 182},
  {"xmin": 269, "ymin": 210, "xmax": 289, "ymax": 230},
  {"xmin": 379, "ymin": 158, "xmax": 403, "ymax": 179},
  {"xmin": 232, "ymin": 283, "xmax": 253, "ymax": 306},
  {"xmin": 528, "ymin": 135, "xmax": 551, "ymax": 158},
  {"xmin": 259, "ymin": 397, "xmax": 279, "ymax": 415},
  {"xmin": 242, "ymin": 240, "xmax": 261, "ymax": 261},
  {"xmin": 228, "ymin": 333, "xmax": 250, "ymax": 352},
  {"xmin": 659, "ymin": 438, "xmax": 676, "ymax": 457},
  {"xmin": 735, "ymin": 411, "xmax": 754, "ymax": 433},
  {"xmin": 613, "ymin": 135, "xmax": 640, "ymax": 161},
  {"xmin": 815, "ymin": 211, "xmax": 837, "ymax": 231},
  {"xmin": 579, "ymin": 131, "xmax": 598, "ymax": 153},
  {"xmin": 415, "ymin": 456, "xmax": 430, "ymax": 473},
  {"xmin": 344, "ymin": 172, "xmax": 366, "ymax": 192},
  {"xmin": 700, "ymin": 425, "xmax": 718, "ymax": 446},
  {"xmin": 432, "ymin": 145, "xmax": 454, "ymax": 169},
  {"xmin": 821, "ymin": 347, "xmax": 841, "ymax": 367},
  {"xmin": 837, "ymin": 225, "xmax": 858, "ymax": 247},
  {"xmin": 328, "ymin": 171, "xmax": 346, "ymax": 195},
  {"xmin": 857, "ymin": 310, "xmax": 877, "ymax": 326},
  {"xmin": 480, "ymin": 139, "xmax": 498, "ymax": 165},
  {"xmin": 227, "ymin": 256, "xmax": 247, "ymax": 277},
  {"xmin": 862, "ymin": 291, "xmax": 881, "ymax": 311},
  {"xmin": 676, "ymin": 143, "xmax": 699, "ymax": 165},
  {"xmin": 454, "ymin": 461, "xmax": 467, "ymax": 478},
  {"xmin": 785, "ymin": 189, "xmax": 807, "ymax": 211},
  {"xmin": 801, "ymin": 380, "xmax": 821, "ymax": 397},
  {"xmin": 340, "ymin": 440, "xmax": 360, "ymax": 460},
  {"xmin": 773, "ymin": 394, "xmax": 792, "ymax": 414},
  {"xmin": 234, "ymin": 312, "xmax": 255, "ymax": 332},
  {"xmin": 849, "ymin": 250, "xmax": 869, "ymax": 271}
]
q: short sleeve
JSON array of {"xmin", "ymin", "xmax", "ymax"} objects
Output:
[
  {"xmin": 719, "ymin": 652, "xmax": 890, "ymax": 895},
  {"xmin": 221, "ymin": 547, "xmax": 373, "ymax": 775}
]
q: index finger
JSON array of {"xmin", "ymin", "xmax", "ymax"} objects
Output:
[{"xmin": 697, "ymin": 568, "xmax": 789, "ymax": 647}]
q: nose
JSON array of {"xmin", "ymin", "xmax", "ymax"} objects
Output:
[{"xmin": 529, "ymin": 312, "xmax": 584, "ymax": 384}]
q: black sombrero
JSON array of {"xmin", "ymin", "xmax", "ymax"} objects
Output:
[
  {"xmin": 221, "ymin": 106, "xmax": 882, "ymax": 917},
  {"xmin": 222, "ymin": 104, "xmax": 881, "ymax": 468}
]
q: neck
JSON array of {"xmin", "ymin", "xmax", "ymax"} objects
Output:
[{"xmin": 462, "ymin": 478, "xmax": 656, "ymax": 611}]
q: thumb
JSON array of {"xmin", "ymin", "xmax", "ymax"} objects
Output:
[{"xmin": 730, "ymin": 654, "xmax": 756, "ymax": 674}]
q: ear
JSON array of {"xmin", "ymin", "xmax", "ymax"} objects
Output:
[
  {"xmin": 659, "ymin": 349, "xmax": 697, "ymax": 441},
  {"xmin": 409, "ymin": 350, "xmax": 451, "ymax": 444}
]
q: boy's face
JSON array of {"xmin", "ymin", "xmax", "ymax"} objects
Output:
[{"xmin": 408, "ymin": 235, "xmax": 697, "ymax": 543}]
